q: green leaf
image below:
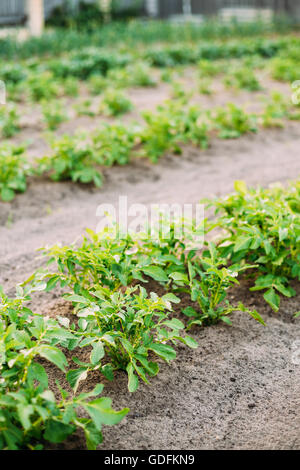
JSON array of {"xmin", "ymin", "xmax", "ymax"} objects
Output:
[
  {"xmin": 182, "ymin": 306, "xmax": 198, "ymax": 317},
  {"xmin": 141, "ymin": 266, "xmax": 168, "ymax": 282},
  {"xmin": 17, "ymin": 405, "xmax": 34, "ymax": 431},
  {"xmin": 1, "ymin": 187, "xmax": 15, "ymax": 201},
  {"xmin": 135, "ymin": 355, "xmax": 159, "ymax": 377},
  {"xmin": 83, "ymin": 421, "xmax": 103, "ymax": 450},
  {"xmin": 162, "ymin": 293, "xmax": 181, "ymax": 304},
  {"xmin": 274, "ymin": 283, "xmax": 295, "ymax": 298},
  {"xmin": 263, "ymin": 288, "xmax": 280, "ymax": 312},
  {"xmin": 182, "ymin": 336, "xmax": 198, "ymax": 349},
  {"xmin": 162, "ymin": 318, "xmax": 185, "ymax": 330},
  {"xmin": 149, "ymin": 343, "xmax": 176, "ymax": 362},
  {"xmin": 234, "ymin": 180, "xmax": 247, "ymax": 195},
  {"xmin": 169, "ymin": 272, "xmax": 189, "ymax": 283},
  {"xmin": 82, "ymin": 398, "xmax": 129, "ymax": 430},
  {"xmin": 67, "ymin": 368, "xmax": 88, "ymax": 392},
  {"xmin": 64, "ymin": 294, "xmax": 88, "ymax": 304},
  {"xmin": 220, "ymin": 316, "xmax": 232, "ymax": 325},
  {"xmin": 44, "ymin": 419, "xmax": 75, "ymax": 443},
  {"xmin": 101, "ymin": 364, "xmax": 114, "ymax": 381},
  {"xmin": 46, "ymin": 276, "xmax": 60, "ymax": 291},
  {"xmin": 27, "ymin": 362, "xmax": 48, "ymax": 388},
  {"xmin": 37, "ymin": 345, "xmax": 68, "ymax": 372},
  {"xmin": 91, "ymin": 342, "xmax": 105, "ymax": 365},
  {"xmin": 127, "ymin": 363, "xmax": 139, "ymax": 393},
  {"xmin": 233, "ymin": 236, "xmax": 252, "ymax": 252}
]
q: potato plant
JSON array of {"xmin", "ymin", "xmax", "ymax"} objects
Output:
[
  {"xmin": 99, "ymin": 89, "xmax": 133, "ymax": 116},
  {"xmin": 132, "ymin": 226, "xmax": 263, "ymax": 327},
  {"xmin": 210, "ymin": 104, "xmax": 257, "ymax": 139},
  {"xmin": 42, "ymin": 100, "xmax": 68, "ymax": 131},
  {"xmin": 64, "ymin": 286, "xmax": 197, "ymax": 392},
  {"xmin": 0, "ymin": 105, "xmax": 21, "ymax": 138},
  {"xmin": 37, "ymin": 135, "xmax": 103, "ymax": 187},
  {"xmin": 223, "ymin": 66, "xmax": 261, "ymax": 91},
  {"xmin": 0, "ymin": 287, "xmax": 128, "ymax": 450},
  {"xmin": 92, "ymin": 122, "xmax": 138, "ymax": 166},
  {"xmin": 0, "ymin": 144, "xmax": 30, "ymax": 201},
  {"xmin": 206, "ymin": 180, "xmax": 300, "ymax": 311}
]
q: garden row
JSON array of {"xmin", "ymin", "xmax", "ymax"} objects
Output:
[
  {"xmin": 1, "ymin": 178, "xmax": 299, "ymax": 449},
  {"xmin": 2, "ymin": 35, "xmax": 300, "ymax": 104},
  {"xmin": 0, "ymin": 18, "xmax": 295, "ymax": 60},
  {"xmin": 1, "ymin": 94, "xmax": 299, "ymax": 202}
]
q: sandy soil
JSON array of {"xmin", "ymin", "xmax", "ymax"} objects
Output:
[{"xmin": 0, "ymin": 81, "xmax": 299, "ymax": 449}]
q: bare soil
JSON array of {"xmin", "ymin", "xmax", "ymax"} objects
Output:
[{"xmin": 0, "ymin": 77, "xmax": 299, "ymax": 450}]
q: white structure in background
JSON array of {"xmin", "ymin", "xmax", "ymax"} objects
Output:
[
  {"xmin": 219, "ymin": 7, "xmax": 274, "ymax": 23},
  {"xmin": 182, "ymin": 0, "xmax": 192, "ymax": 15},
  {"xmin": 27, "ymin": 0, "xmax": 44, "ymax": 36},
  {"xmin": 145, "ymin": 0, "xmax": 159, "ymax": 17}
]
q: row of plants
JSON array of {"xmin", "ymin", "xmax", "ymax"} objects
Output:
[
  {"xmin": 2, "ymin": 36, "xmax": 300, "ymax": 105},
  {"xmin": 1, "ymin": 93, "xmax": 299, "ymax": 201},
  {"xmin": 1, "ymin": 178, "xmax": 299, "ymax": 448},
  {"xmin": 0, "ymin": 18, "xmax": 296, "ymax": 60}
]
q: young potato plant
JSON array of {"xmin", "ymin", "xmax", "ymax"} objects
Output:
[
  {"xmin": 181, "ymin": 106, "xmax": 210, "ymax": 149},
  {"xmin": 0, "ymin": 105, "xmax": 21, "ymax": 138},
  {"xmin": 206, "ymin": 180, "xmax": 300, "ymax": 312},
  {"xmin": 40, "ymin": 230, "xmax": 197, "ymax": 392},
  {"xmin": 0, "ymin": 144, "xmax": 30, "ymax": 201},
  {"xmin": 223, "ymin": 66, "xmax": 261, "ymax": 92},
  {"xmin": 170, "ymin": 81, "xmax": 192, "ymax": 103},
  {"xmin": 125, "ymin": 62, "xmax": 157, "ymax": 87},
  {"xmin": 198, "ymin": 78, "xmax": 213, "ymax": 95},
  {"xmin": 37, "ymin": 135, "xmax": 103, "ymax": 187},
  {"xmin": 64, "ymin": 286, "xmax": 197, "ymax": 393},
  {"xmin": 88, "ymin": 75, "xmax": 109, "ymax": 95},
  {"xmin": 99, "ymin": 89, "xmax": 133, "ymax": 116},
  {"xmin": 61, "ymin": 77, "xmax": 79, "ymax": 97},
  {"xmin": 42, "ymin": 228, "xmax": 141, "ymax": 293},
  {"xmin": 260, "ymin": 91, "xmax": 288, "ymax": 128},
  {"xmin": 140, "ymin": 102, "xmax": 183, "ymax": 162},
  {"xmin": 0, "ymin": 287, "xmax": 129, "ymax": 450},
  {"xmin": 74, "ymin": 99, "xmax": 96, "ymax": 117},
  {"xmin": 133, "ymin": 227, "xmax": 263, "ymax": 328},
  {"xmin": 139, "ymin": 101, "xmax": 207, "ymax": 162},
  {"xmin": 260, "ymin": 91, "xmax": 300, "ymax": 128},
  {"xmin": 197, "ymin": 59, "xmax": 224, "ymax": 78},
  {"xmin": 210, "ymin": 103, "xmax": 257, "ymax": 139},
  {"xmin": 179, "ymin": 245, "xmax": 264, "ymax": 328},
  {"xmin": 92, "ymin": 122, "xmax": 138, "ymax": 166},
  {"xmin": 107, "ymin": 62, "xmax": 156, "ymax": 89},
  {"xmin": 26, "ymin": 72, "xmax": 61, "ymax": 102},
  {"xmin": 270, "ymin": 57, "xmax": 300, "ymax": 83},
  {"xmin": 42, "ymin": 100, "xmax": 68, "ymax": 131}
]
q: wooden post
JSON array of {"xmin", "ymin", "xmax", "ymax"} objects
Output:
[{"xmin": 27, "ymin": 0, "xmax": 44, "ymax": 37}]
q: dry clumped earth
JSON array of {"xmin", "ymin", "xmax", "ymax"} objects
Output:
[{"xmin": 0, "ymin": 83, "xmax": 299, "ymax": 449}]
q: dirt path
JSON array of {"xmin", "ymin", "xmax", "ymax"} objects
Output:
[{"xmin": 0, "ymin": 123, "xmax": 299, "ymax": 449}]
